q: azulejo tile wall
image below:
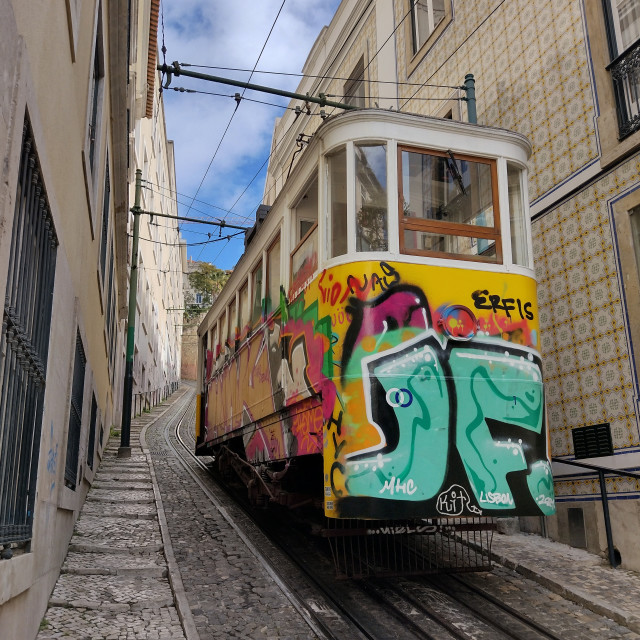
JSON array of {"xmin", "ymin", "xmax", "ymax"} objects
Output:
[
  {"xmin": 533, "ymin": 155, "xmax": 640, "ymax": 499},
  {"xmin": 393, "ymin": 0, "xmax": 598, "ymax": 202}
]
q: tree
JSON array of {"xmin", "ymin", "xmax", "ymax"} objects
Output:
[{"xmin": 184, "ymin": 262, "xmax": 231, "ymax": 321}]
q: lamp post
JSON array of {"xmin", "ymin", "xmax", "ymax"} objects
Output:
[{"xmin": 118, "ymin": 169, "xmax": 142, "ymax": 458}]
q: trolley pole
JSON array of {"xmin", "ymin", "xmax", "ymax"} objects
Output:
[
  {"xmin": 119, "ymin": 169, "xmax": 142, "ymax": 458},
  {"xmin": 463, "ymin": 73, "xmax": 477, "ymax": 124}
]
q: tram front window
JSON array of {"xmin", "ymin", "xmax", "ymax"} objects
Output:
[
  {"xmin": 399, "ymin": 147, "xmax": 501, "ymax": 262},
  {"xmin": 355, "ymin": 143, "xmax": 388, "ymax": 252}
]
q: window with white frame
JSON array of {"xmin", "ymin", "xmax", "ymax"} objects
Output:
[
  {"xmin": 343, "ymin": 58, "xmax": 366, "ymax": 108},
  {"xmin": 410, "ymin": 0, "xmax": 446, "ymax": 55}
]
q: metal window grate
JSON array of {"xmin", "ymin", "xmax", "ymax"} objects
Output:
[
  {"xmin": 572, "ymin": 423, "xmax": 614, "ymax": 459},
  {"xmin": 65, "ymin": 331, "xmax": 86, "ymax": 488},
  {"xmin": 87, "ymin": 393, "xmax": 97, "ymax": 470},
  {"xmin": 0, "ymin": 115, "xmax": 58, "ymax": 546}
]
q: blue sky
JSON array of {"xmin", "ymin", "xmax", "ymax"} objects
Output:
[{"xmin": 161, "ymin": 0, "xmax": 342, "ymax": 270}]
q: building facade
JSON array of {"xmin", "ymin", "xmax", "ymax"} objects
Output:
[
  {"xmin": 263, "ymin": 0, "xmax": 640, "ymax": 569},
  {"xmin": 0, "ymin": 1, "xmax": 182, "ymax": 636}
]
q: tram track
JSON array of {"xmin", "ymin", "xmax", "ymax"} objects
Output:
[{"xmin": 158, "ymin": 386, "xmax": 615, "ymax": 640}]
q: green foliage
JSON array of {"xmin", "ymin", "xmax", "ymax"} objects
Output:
[{"xmin": 184, "ymin": 263, "xmax": 231, "ymax": 320}]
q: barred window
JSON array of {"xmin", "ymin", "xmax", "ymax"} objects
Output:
[
  {"xmin": 0, "ymin": 115, "xmax": 58, "ymax": 546},
  {"xmin": 65, "ymin": 331, "xmax": 86, "ymax": 489},
  {"xmin": 87, "ymin": 394, "xmax": 98, "ymax": 470}
]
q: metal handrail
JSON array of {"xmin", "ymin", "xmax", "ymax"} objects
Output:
[{"xmin": 552, "ymin": 456, "xmax": 640, "ymax": 568}]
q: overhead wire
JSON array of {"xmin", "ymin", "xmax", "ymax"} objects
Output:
[
  {"xmin": 400, "ymin": 0, "xmax": 507, "ymax": 110},
  {"xmin": 184, "ymin": 0, "xmax": 287, "ymax": 219},
  {"xmin": 180, "ymin": 63, "xmax": 462, "ymax": 90},
  {"xmin": 129, "ymin": 230, "xmax": 244, "ymax": 247},
  {"xmin": 222, "ymin": 0, "xmax": 420, "ymax": 218}
]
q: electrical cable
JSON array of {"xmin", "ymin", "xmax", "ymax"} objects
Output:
[
  {"xmin": 129, "ymin": 230, "xmax": 244, "ymax": 247},
  {"xmin": 399, "ymin": 0, "xmax": 507, "ymax": 110},
  {"xmin": 180, "ymin": 63, "xmax": 462, "ymax": 90},
  {"xmin": 185, "ymin": 0, "xmax": 288, "ymax": 226}
]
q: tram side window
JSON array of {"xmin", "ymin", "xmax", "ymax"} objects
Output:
[
  {"xmin": 291, "ymin": 176, "xmax": 318, "ymax": 293},
  {"xmin": 399, "ymin": 147, "xmax": 501, "ymax": 263},
  {"xmin": 251, "ymin": 262, "xmax": 263, "ymax": 325},
  {"xmin": 238, "ymin": 280, "xmax": 249, "ymax": 336},
  {"xmin": 328, "ymin": 147, "xmax": 348, "ymax": 258},
  {"xmin": 508, "ymin": 163, "xmax": 529, "ymax": 267},
  {"xmin": 211, "ymin": 324, "xmax": 218, "ymax": 363},
  {"xmin": 227, "ymin": 300, "xmax": 236, "ymax": 351},
  {"xmin": 356, "ymin": 143, "xmax": 388, "ymax": 251},
  {"xmin": 266, "ymin": 236, "xmax": 281, "ymax": 316}
]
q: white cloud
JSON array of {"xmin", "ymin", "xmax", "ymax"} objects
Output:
[{"xmin": 160, "ymin": 0, "xmax": 341, "ymax": 267}]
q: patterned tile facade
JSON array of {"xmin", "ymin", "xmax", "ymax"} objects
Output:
[{"xmin": 392, "ymin": 0, "xmax": 598, "ymax": 202}]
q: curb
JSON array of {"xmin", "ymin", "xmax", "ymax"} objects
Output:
[{"xmin": 488, "ymin": 548, "xmax": 640, "ymax": 634}]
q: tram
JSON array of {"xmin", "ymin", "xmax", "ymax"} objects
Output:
[{"xmin": 194, "ymin": 109, "xmax": 554, "ymax": 528}]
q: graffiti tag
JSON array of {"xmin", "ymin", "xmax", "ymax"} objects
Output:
[
  {"xmin": 436, "ymin": 484, "xmax": 481, "ymax": 516},
  {"xmin": 379, "ymin": 476, "xmax": 418, "ymax": 496},
  {"xmin": 471, "ymin": 289, "xmax": 534, "ymax": 320},
  {"xmin": 319, "ymin": 262, "xmax": 401, "ymax": 305},
  {"xmin": 479, "ymin": 490, "xmax": 514, "ymax": 506}
]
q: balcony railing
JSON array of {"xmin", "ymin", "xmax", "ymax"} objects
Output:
[{"xmin": 609, "ymin": 39, "xmax": 640, "ymax": 139}]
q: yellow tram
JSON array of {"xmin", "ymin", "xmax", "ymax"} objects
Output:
[{"xmin": 195, "ymin": 109, "xmax": 554, "ymax": 524}]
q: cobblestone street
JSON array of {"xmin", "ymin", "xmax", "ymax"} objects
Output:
[{"xmin": 36, "ymin": 387, "xmax": 640, "ymax": 640}]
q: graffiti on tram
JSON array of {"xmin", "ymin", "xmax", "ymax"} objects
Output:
[{"xmin": 203, "ymin": 261, "xmax": 555, "ymax": 518}]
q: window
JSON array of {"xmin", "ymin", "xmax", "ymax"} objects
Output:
[
  {"xmin": 99, "ymin": 160, "xmax": 110, "ymax": 282},
  {"xmin": 65, "ymin": 331, "xmax": 86, "ymax": 489},
  {"xmin": 290, "ymin": 176, "xmax": 319, "ymax": 294},
  {"xmin": 239, "ymin": 281, "xmax": 249, "ymax": 332},
  {"xmin": 410, "ymin": 0, "xmax": 446, "ymax": 54},
  {"xmin": 227, "ymin": 299, "xmax": 237, "ymax": 349},
  {"xmin": 87, "ymin": 3, "xmax": 105, "ymax": 175},
  {"xmin": 344, "ymin": 58, "xmax": 365, "ymax": 108},
  {"xmin": 105, "ymin": 234, "xmax": 117, "ymax": 381},
  {"xmin": 328, "ymin": 147, "xmax": 348, "ymax": 258},
  {"xmin": 251, "ymin": 262, "xmax": 263, "ymax": 324},
  {"xmin": 399, "ymin": 147, "xmax": 501, "ymax": 262},
  {"xmin": 266, "ymin": 236, "xmax": 281, "ymax": 316},
  {"xmin": 508, "ymin": 164, "xmax": 529, "ymax": 266},
  {"xmin": 87, "ymin": 394, "xmax": 98, "ymax": 470},
  {"xmin": 195, "ymin": 293, "xmax": 203, "ymax": 305},
  {"xmin": 355, "ymin": 143, "xmax": 388, "ymax": 251},
  {"xmin": 0, "ymin": 115, "xmax": 58, "ymax": 546},
  {"xmin": 604, "ymin": 0, "xmax": 640, "ymax": 137}
]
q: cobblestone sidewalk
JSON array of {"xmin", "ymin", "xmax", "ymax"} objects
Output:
[
  {"xmin": 490, "ymin": 531, "xmax": 640, "ymax": 634},
  {"xmin": 37, "ymin": 394, "xmax": 193, "ymax": 640}
]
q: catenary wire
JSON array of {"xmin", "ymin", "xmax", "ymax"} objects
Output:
[
  {"xmin": 186, "ymin": 0, "xmax": 288, "ymax": 243},
  {"xmin": 400, "ymin": 0, "xmax": 507, "ymax": 110},
  {"xmin": 180, "ymin": 63, "xmax": 462, "ymax": 90}
]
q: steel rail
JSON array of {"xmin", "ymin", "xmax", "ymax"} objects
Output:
[
  {"xmin": 160, "ymin": 391, "xmax": 340, "ymax": 640},
  {"xmin": 429, "ymin": 574, "xmax": 567, "ymax": 640}
]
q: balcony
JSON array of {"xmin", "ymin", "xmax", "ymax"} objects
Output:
[{"xmin": 609, "ymin": 39, "xmax": 640, "ymax": 139}]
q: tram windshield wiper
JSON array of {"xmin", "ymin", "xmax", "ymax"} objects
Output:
[{"xmin": 446, "ymin": 150, "xmax": 467, "ymax": 196}]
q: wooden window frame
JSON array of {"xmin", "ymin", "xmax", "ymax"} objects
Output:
[{"xmin": 397, "ymin": 145, "xmax": 502, "ymax": 263}]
